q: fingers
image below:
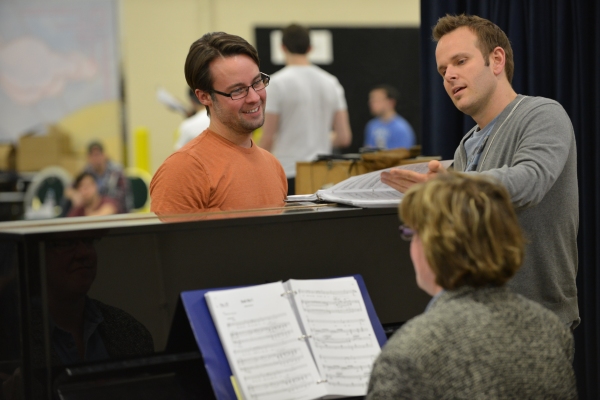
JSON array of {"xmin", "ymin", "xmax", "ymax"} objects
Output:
[
  {"xmin": 428, "ymin": 160, "xmax": 448, "ymax": 174},
  {"xmin": 381, "ymin": 172, "xmax": 407, "ymax": 192},
  {"xmin": 381, "ymin": 169, "xmax": 427, "ymax": 193},
  {"xmin": 428, "ymin": 160, "xmax": 441, "ymax": 172}
]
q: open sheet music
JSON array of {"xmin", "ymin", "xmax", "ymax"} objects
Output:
[
  {"xmin": 287, "ymin": 160, "xmax": 454, "ymax": 208},
  {"xmin": 204, "ymin": 277, "xmax": 382, "ymax": 400}
]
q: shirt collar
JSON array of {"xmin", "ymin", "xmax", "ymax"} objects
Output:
[{"xmin": 425, "ymin": 289, "xmax": 445, "ymax": 312}]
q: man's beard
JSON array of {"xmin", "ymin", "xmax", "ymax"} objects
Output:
[{"xmin": 211, "ymin": 96, "xmax": 264, "ymax": 134}]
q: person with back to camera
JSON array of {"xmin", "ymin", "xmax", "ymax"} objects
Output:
[
  {"xmin": 380, "ymin": 14, "xmax": 579, "ymax": 330},
  {"xmin": 367, "ymin": 172, "xmax": 577, "ymax": 399},
  {"xmin": 150, "ymin": 32, "xmax": 287, "ymax": 213},
  {"xmin": 364, "ymin": 85, "xmax": 416, "ymax": 150},
  {"xmin": 259, "ymin": 23, "xmax": 352, "ymax": 195}
]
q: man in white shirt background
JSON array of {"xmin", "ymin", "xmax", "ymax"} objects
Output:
[{"xmin": 259, "ymin": 23, "xmax": 352, "ymax": 195}]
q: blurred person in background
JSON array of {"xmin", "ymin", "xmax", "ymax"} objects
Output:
[
  {"xmin": 66, "ymin": 172, "xmax": 118, "ymax": 217},
  {"xmin": 364, "ymin": 85, "xmax": 415, "ymax": 150},
  {"xmin": 259, "ymin": 23, "xmax": 352, "ymax": 195},
  {"xmin": 84, "ymin": 141, "xmax": 131, "ymax": 213}
]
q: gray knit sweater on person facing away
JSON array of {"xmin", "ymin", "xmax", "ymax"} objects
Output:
[
  {"xmin": 453, "ymin": 95, "xmax": 579, "ymax": 327},
  {"xmin": 367, "ymin": 286, "xmax": 577, "ymax": 399}
]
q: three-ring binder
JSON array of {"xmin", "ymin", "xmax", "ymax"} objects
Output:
[
  {"xmin": 298, "ymin": 334, "xmax": 312, "ymax": 341},
  {"xmin": 280, "ymin": 290, "xmax": 297, "ymax": 297}
]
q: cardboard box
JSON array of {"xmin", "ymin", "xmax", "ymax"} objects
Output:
[
  {"xmin": 59, "ymin": 154, "xmax": 86, "ymax": 176},
  {"xmin": 0, "ymin": 143, "xmax": 15, "ymax": 171},
  {"xmin": 16, "ymin": 127, "xmax": 73, "ymax": 172}
]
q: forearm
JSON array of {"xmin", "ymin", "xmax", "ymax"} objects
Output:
[{"xmin": 332, "ymin": 110, "xmax": 352, "ymax": 148}]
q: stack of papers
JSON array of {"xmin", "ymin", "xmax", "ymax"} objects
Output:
[{"xmin": 287, "ymin": 160, "xmax": 453, "ymax": 208}]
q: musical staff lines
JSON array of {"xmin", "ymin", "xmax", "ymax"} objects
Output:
[
  {"xmin": 227, "ymin": 313, "xmax": 287, "ymax": 328},
  {"xmin": 205, "ymin": 281, "xmax": 327, "ymax": 400},
  {"xmin": 286, "ymin": 277, "xmax": 382, "ymax": 396},
  {"xmin": 247, "ymin": 373, "xmax": 314, "ymax": 398}
]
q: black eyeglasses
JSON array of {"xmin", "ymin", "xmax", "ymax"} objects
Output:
[
  {"xmin": 211, "ymin": 72, "xmax": 270, "ymax": 100},
  {"xmin": 399, "ymin": 225, "xmax": 415, "ymax": 241}
]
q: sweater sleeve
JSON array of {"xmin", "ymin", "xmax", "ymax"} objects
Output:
[{"xmin": 480, "ymin": 101, "xmax": 575, "ymax": 209}]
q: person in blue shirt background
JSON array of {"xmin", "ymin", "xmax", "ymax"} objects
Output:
[{"xmin": 364, "ymin": 85, "xmax": 416, "ymax": 150}]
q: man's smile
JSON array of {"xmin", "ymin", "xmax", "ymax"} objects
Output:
[{"xmin": 242, "ymin": 106, "xmax": 260, "ymax": 114}]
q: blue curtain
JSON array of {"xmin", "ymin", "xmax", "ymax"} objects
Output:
[{"xmin": 420, "ymin": 1, "xmax": 599, "ymax": 398}]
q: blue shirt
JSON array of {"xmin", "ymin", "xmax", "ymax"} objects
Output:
[
  {"xmin": 364, "ymin": 115, "xmax": 416, "ymax": 149},
  {"xmin": 463, "ymin": 117, "xmax": 498, "ymax": 172}
]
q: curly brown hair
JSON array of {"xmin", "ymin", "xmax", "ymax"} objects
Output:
[{"xmin": 400, "ymin": 172, "xmax": 524, "ymax": 289}]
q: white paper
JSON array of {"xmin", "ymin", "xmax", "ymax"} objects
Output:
[
  {"xmin": 285, "ymin": 194, "xmax": 319, "ymax": 202},
  {"xmin": 313, "ymin": 160, "xmax": 454, "ymax": 208},
  {"xmin": 285, "ymin": 277, "xmax": 381, "ymax": 397},
  {"xmin": 205, "ymin": 282, "xmax": 326, "ymax": 400}
]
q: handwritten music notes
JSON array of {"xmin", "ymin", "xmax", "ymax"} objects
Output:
[
  {"xmin": 285, "ymin": 277, "xmax": 381, "ymax": 396},
  {"xmin": 205, "ymin": 277, "xmax": 382, "ymax": 400}
]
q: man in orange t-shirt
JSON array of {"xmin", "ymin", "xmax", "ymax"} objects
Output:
[{"xmin": 150, "ymin": 32, "xmax": 287, "ymax": 213}]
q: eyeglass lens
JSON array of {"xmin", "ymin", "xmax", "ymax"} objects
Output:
[
  {"xmin": 231, "ymin": 74, "xmax": 269, "ymax": 100},
  {"xmin": 399, "ymin": 225, "xmax": 414, "ymax": 241}
]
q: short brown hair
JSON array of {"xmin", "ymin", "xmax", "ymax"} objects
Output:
[
  {"xmin": 400, "ymin": 172, "xmax": 524, "ymax": 290},
  {"xmin": 184, "ymin": 32, "xmax": 260, "ymax": 115},
  {"xmin": 87, "ymin": 140, "xmax": 104, "ymax": 155},
  {"xmin": 282, "ymin": 24, "xmax": 310, "ymax": 54},
  {"xmin": 371, "ymin": 84, "xmax": 400, "ymax": 102},
  {"xmin": 432, "ymin": 14, "xmax": 514, "ymax": 84}
]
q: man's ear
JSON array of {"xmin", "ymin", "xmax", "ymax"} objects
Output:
[
  {"xmin": 195, "ymin": 89, "xmax": 213, "ymax": 108},
  {"xmin": 490, "ymin": 46, "xmax": 506, "ymax": 77}
]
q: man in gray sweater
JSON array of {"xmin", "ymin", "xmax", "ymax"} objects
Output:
[{"xmin": 381, "ymin": 14, "xmax": 579, "ymax": 328}]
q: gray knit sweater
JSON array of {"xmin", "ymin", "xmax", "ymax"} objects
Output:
[
  {"xmin": 367, "ymin": 286, "xmax": 577, "ymax": 399},
  {"xmin": 453, "ymin": 95, "xmax": 579, "ymax": 326}
]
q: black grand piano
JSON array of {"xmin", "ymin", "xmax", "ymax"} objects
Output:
[{"xmin": 0, "ymin": 204, "xmax": 429, "ymax": 399}]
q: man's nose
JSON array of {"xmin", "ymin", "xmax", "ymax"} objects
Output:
[
  {"xmin": 245, "ymin": 86, "xmax": 261, "ymax": 102},
  {"xmin": 444, "ymin": 66, "xmax": 457, "ymax": 81}
]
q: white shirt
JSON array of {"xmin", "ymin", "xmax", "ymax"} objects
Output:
[
  {"xmin": 174, "ymin": 109, "xmax": 210, "ymax": 150},
  {"xmin": 265, "ymin": 65, "xmax": 347, "ymax": 177}
]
